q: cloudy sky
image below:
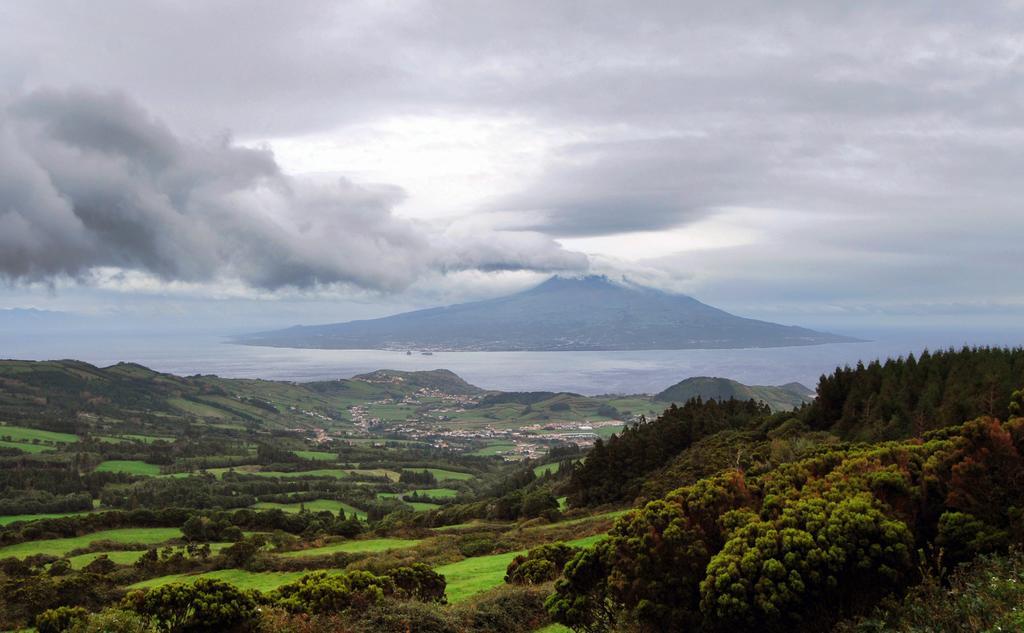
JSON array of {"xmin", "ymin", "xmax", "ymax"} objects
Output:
[{"xmin": 1, "ymin": 1, "xmax": 1023, "ymax": 331}]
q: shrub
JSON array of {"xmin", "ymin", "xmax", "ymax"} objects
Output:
[
  {"xmin": 36, "ymin": 606, "xmax": 89, "ymax": 633},
  {"xmin": 505, "ymin": 543, "xmax": 579, "ymax": 585},
  {"xmin": 272, "ymin": 571, "xmax": 392, "ymax": 615},
  {"xmin": 124, "ymin": 578, "xmax": 258, "ymax": 633},
  {"xmin": 68, "ymin": 609, "xmax": 153, "ymax": 633}
]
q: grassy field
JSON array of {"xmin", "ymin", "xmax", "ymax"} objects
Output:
[
  {"xmin": 293, "ymin": 450, "xmax": 337, "ymax": 461},
  {"xmin": 0, "ymin": 424, "xmax": 78, "ymax": 444},
  {"xmin": 67, "ymin": 550, "xmax": 147, "ymax": 568},
  {"xmin": 435, "ymin": 549, "xmax": 527, "ymax": 603},
  {"xmin": 252, "ymin": 499, "xmax": 366, "ymax": 520},
  {"xmin": 531, "ymin": 509, "xmax": 631, "ymax": 531},
  {"xmin": 130, "ymin": 568, "xmax": 315, "ymax": 592},
  {"xmin": 249, "ymin": 469, "xmax": 356, "ymax": 479},
  {"xmin": 95, "ymin": 460, "xmax": 163, "ymax": 476},
  {"xmin": 277, "ymin": 538, "xmax": 422, "ymax": 558},
  {"xmin": 0, "ymin": 527, "xmax": 182, "ymax": 559},
  {"xmin": 0, "ymin": 439, "xmax": 54, "ymax": 453},
  {"xmin": 98, "ymin": 434, "xmax": 175, "ymax": 444},
  {"xmin": 414, "ymin": 488, "xmax": 459, "ymax": 499},
  {"xmin": 375, "ymin": 492, "xmax": 440, "ymax": 512},
  {"xmin": 0, "ymin": 510, "xmax": 93, "ymax": 526},
  {"xmin": 403, "ymin": 468, "xmax": 475, "ymax": 481},
  {"xmin": 432, "ymin": 520, "xmax": 512, "ymax": 532}
]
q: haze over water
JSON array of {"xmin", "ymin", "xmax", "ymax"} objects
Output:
[{"xmin": 4, "ymin": 327, "xmax": 1022, "ymax": 395}]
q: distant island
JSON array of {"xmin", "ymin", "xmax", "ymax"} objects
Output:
[{"xmin": 235, "ymin": 275, "xmax": 859, "ymax": 351}]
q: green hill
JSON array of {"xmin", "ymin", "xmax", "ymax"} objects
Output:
[{"xmin": 654, "ymin": 376, "xmax": 813, "ymax": 411}]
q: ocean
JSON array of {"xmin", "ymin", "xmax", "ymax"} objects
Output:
[{"xmin": 3, "ymin": 326, "xmax": 1023, "ymax": 395}]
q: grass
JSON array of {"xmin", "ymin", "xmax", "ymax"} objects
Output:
[
  {"xmin": 433, "ymin": 520, "xmax": 512, "ymax": 532},
  {"xmin": 277, "ymin": 538, "xmax": 422, "ymax": 558},
  {"xmin": 252, "ymin": 499, "xmax": 366, "ymax": 520},
  {"xmin": 0, "ymin": 527, "xmax": 182, "ymax": 559},
  {"xmin": 469, "ymin": 442, "xmax": 517, "ymax": 457},
  {"xmin": 95, "ymin": 460, "xmax": 162, "ymax": 476},
  {"xmin": 435, "ymin": 549, "xmax": 527, "ymax": 603},
  {"xmin": 403, "ymin": 468, "xmax": 475, "ymax": 481},
  {"xmin": 414, "ymin": 488, "xmax": 459, "ymax": 499},
  {"xmin": 0, "ymin": 424, "xmax": 77, "ymax": 444},
  {"xmin": 564, "ymin": 533, "xmax": 606, "ymax": 549},
  {"xmin": 293, "ymin": 450, "xmax": 337, "ymax": 461},
  {"xmin": 0, "ymin": 439, "xmax": 54, "ymax": 453},
  {"xmin": 98, "ymin": 434, "xmax": 175, "ymax": 444},
  {"xmin": 0, "ymin": 510, "xmax": 93, "ymax": 526},
  {"xmin": 249, "ymin": 469, "xmax": 355, "ymax": 479},
  {"xmin": 130, "ymin": 568, "xmax": 315, "ymax": 592},
  {"xmin": 531, "ymin": 509, "xmax": 631, "ymax": 530},
  {"xmin": 376, "ymin": 492, "xmax": 441, "ymax": 510},
  {"xmin": 66, "ymin": 550, "xmax": 147, "ymax": 568}
]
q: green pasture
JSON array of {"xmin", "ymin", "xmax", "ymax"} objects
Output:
[
  {"xmin": 130, "ymin": 568, "xmax": 314, "ymax": 592},
  {"xmin": 95, "ymin": 460, "xmax": 162, "ymax": 476},
  {"xmin": 403, "ymin": 468, "xmax": 474, "ymax": 481},
  {"xmin": 277, "ymin": 538, "xmax": 421, "ymax": 558},
  {"xmin": 0, "ymin": 511, "xmax": 93, "ymax": 526},
  {"xmin": 0, "ymin": 424, "xmax": 77, "ymax": 444},
  {"xmin": 0, "ymin": 439, "xmax": 53, "ymax": 453},
  {"xmin": 435, "ymin": 548, "xmax": 527, "ymax": 603},
  {"xmin": 252, "ymin": 499, "xmax": 366, "ymax": 520},
  {"xmin": 293, "ymin": 450, "xmax": 337, "ymax": 461},
  {"xmin": 0, "ymin": 527, "xmax": 182, "ymax": 559}
]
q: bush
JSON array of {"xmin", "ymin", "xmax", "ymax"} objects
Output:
[
  {"xmin": 272, "ymin": 571, "xmax": 392, "ymax": 615},
  {"xmin": 69, "ymin": 609, "xmax": 153, "ymax": 633},
  {"xmin": 125, "ymin": 578, "xmax": 258, "ymax": 633},
  {"xmin": 836, "ymin": 549, "xmax": 1024, "ymax": 632},
  {"xmin": 387, "ymin": 563, "xmax": 447, "ymax": 602},
  {"xmin": 36, "ymin": 606, "xmax": 89, "ymax": 633}
]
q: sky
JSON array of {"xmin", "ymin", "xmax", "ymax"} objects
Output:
[{"xmin": 1, "ymin": 1, "xmax": 1023, "ymax": 333}]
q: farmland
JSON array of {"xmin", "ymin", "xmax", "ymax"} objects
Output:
[{"xmin": 0, "ymin": 527, "xmax": 182, "ymax": 559}]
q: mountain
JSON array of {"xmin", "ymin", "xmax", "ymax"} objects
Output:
[
  {"xmin": 654, "ymin": 376, "xmax": 814, "ymax": 412},
  {"xmin": 235, "ymin": 275, "xmax": 859, "ymax": 351}
]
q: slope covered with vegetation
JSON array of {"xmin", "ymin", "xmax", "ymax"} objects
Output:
[{"xmin": 0, "ymin": 347, "xmax": 1022, "ymax": 632}]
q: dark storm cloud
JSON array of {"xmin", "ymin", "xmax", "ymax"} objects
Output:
[{"xmin": 0, "ymin": 89, "xmax": 587, "ymax": 290}]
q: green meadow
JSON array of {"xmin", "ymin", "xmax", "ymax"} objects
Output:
[
  {"xmin": 95, "ymin": 460, "xmax": 163, "ymax": 476},
  {"xmin": 252, "ymin": 499, "xmax": 367, "ymax": 520},
  {"xmin": 0, "ymin": 439, "xmax": 53, "ymax": 453},
  {"xmin": 403, "ymin": 468, "xmax": 474, "ymax": 481},
  {"xmin": 130, "ymin": 568, "xmax": 315, "ymax": 592},
  {"xmin": 0, "ymin": 511, "xmax": 93, "ymax": 526},
  {"xmin": 292, "ymin": 450, "xmax": 337, "ymax": 461},
  {"xmin": 0, "ymin": 527, "xmax": 182, "ymax": 559},
  {"xmin": 0, "ymin": 424, "xmax": 78, "ymax": 444},
  {"xmin": 277, "ymin": 538, "xmax": 421, "ymax": 558},
  {"xmin": 434, "ymin": 549, "xmax": 527, "ymax": 603}
]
